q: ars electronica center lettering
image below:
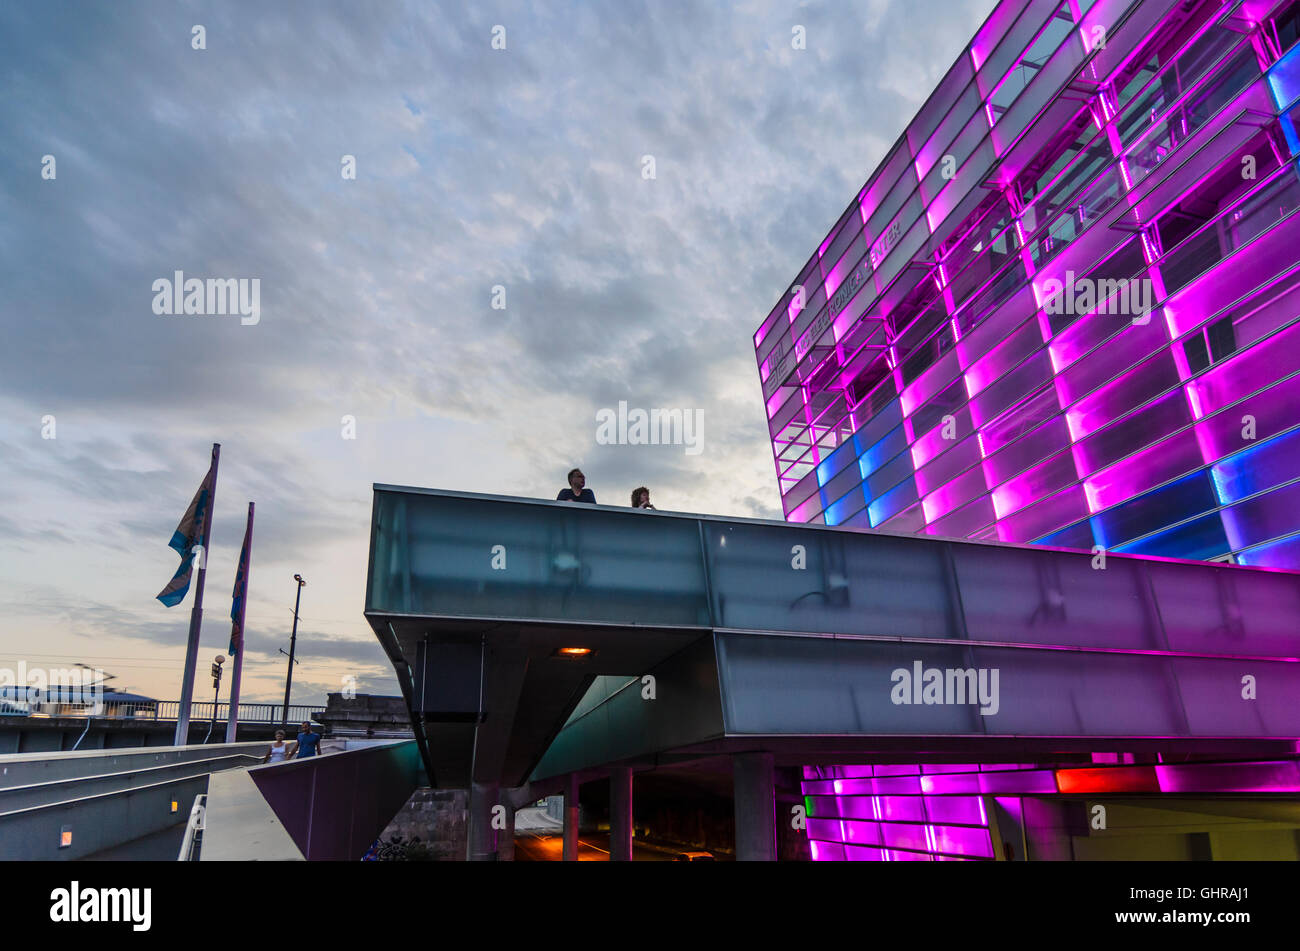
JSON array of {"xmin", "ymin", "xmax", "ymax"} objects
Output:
[
  {"xmin": 869, "ymin": 217, "xmax": 903, "ymax": 269},
  {"xmin": 795, "ymin": 307, "xmax": 834, "ymax": 360},
  {"xmin": 828, "ymin": 260, "xmax": 869, "ymax": 320},
  {"xmin": 764, "ymin": 261, "xmax": 874, "ymax": 398},
  {"xmin": 762, "ymin": 211, "xmax": 903, "ymax": 398}
]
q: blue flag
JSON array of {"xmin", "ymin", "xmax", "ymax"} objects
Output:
[{"xmin": 156, "ymin": 459, "xmax": 217, "ymax": 607}]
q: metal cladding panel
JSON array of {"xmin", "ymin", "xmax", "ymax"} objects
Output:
[
  {"xmin": 248, "ymin": 741, "xmax": 423, "ymax": 861},
  {"xmin": 413, "ymin": 640, "xmax": 482, "ymax": 718},
  {"xmin": 715, "ymin": 633, "xmax": 1300, "ymax": 738},
  {"xmin": 701, "ymin": 520, "xmax": 962, "ymax": 640},
  {"xmin": 529, "ymin": 635, "xmax": 724, "ymax": 781}
]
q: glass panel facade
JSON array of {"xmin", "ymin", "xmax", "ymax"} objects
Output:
[
  {"xmin": 716, "ymin": 633, "xmax": 1300, "ymax": 738},
  {"xmin": 755, "ymin": 0, "xmax": 1300, "ymax": 569},
  {"xmin": 368, "ymin": 490, "xmax": 711, "ymax": 627}
]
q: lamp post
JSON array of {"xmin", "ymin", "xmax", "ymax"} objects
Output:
[
  {"xmin": 203, "ymin": 655, "xmax": 225, "ymax": 744},
  {"xmin": 280, "ymin": 574, "xmax": 305, "ymax": 727}
]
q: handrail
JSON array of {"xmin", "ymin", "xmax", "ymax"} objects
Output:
[
  {"xmin": 71, "ymin": 715, "xmax": 92, "ymax": 750},
  {"xmin": 0, "ymin": 753, "xmax": 263, "ymax": 804},
  {"xmin": 178, "ymin": 794, "xmax": 207, "ymax": 861},
  {"xmin": 0, "ymin": 700, "xmax": 322, "ymax": 723}
]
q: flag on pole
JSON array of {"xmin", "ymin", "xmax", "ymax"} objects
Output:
[
  {"xmin": 156, "ymin": 457, "xmax": 217, "ymax": 607},
  {"xmin": 229, "ymin": 507, "xmax": 253, "ymax": 655},
  {"xmin": 225, "ymin": 501, "xmax": 253, "ymax": 742}
]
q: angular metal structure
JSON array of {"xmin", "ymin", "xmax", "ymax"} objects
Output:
[{"xmin": 364, "ymin": 486, "xmax": 1300, "ymax": 792}]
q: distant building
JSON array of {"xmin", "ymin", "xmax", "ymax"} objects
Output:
[
  {"xmin": 315, "ymin": 693, "xmax": 412, "ymax": 737},
  {"xmin": 0, "ymin": 685, "xmax": 157, "ymax": 718}
]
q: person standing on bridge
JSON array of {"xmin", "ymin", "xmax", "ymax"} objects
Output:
[
  {"xmin": 263, "ymin": 729, "xmax": 296, "ymax": 764},
  {"xmin": 295, "ymin": 721, "xmax": 322, "ymax": 758},
  {"xmin": 556, "ymin": 468, "xmax": 596, "ymax": 504}
]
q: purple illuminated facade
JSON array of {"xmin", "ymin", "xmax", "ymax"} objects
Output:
[
  {"xmin": 801, "ymin": 759, "xmax": 1300, "ymax": 860},
  {"xmin": 755, "ymin": 0, "xmax": 1300, "ymax": 569}
]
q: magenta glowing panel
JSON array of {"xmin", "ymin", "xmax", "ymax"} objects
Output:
[
  {"xmin": 803, "ymin": 759, "xmax": 1300, "ymax": 860},
  {"xmin": 756, "ymin": 0, "xmax": 1300, "ymax": 567},
  {"xmin": 802, "ymin": 764, "xmax": 999, "ymax": 861}
]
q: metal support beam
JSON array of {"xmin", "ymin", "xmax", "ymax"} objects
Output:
[
  {"xmin": 734, "ymin": 752, "xmax": 777, "ymax": 861},
  {"xmin": 498, "ymin": 798, "xmax": 516, "ymax": 862},
  {"xmin": 467, "ymin": 780, "xmax": 499, "ymax": 861},
  {"xmin": 610, "ymin": 767, "xmax": 633, "ymax": 861},
  {"xmin": 562, "ymin": 773, "xmax": 579, "ymax": 862}
]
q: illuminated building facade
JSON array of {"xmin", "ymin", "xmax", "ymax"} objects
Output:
[{"xmin": 755, "ymin": 0, "xmax": 1300, "ymax": 569}]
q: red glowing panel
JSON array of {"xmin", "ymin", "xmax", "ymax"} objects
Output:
[{"xmin": 1054, "ymin": 766, "xmax": 1160, "ymax": 794}]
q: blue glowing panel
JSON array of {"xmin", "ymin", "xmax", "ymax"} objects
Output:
[{"xmin": 1268, "ymin": 43, "xmax": 1300, "ymax": 111}]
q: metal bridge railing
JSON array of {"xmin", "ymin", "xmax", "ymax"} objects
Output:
[
  {"xmin": 0, "ymin": 700, "xmax": 322, "ymax": 723},
  {"xmin": 178, "ymin": 794, "xmax": 207, "ymax": 861}
]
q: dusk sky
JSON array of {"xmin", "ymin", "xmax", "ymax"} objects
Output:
[{"xmin": 0, "ymin": 0, "xmax": 997, "ymax": 706}]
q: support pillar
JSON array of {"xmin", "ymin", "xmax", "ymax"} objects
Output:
[
  {"xmin": 610, "ymin": 767, "xmax": 633, "ymax": 861},
  {"xmin": 467, "ymin": 780, "xmax": 500, "ymax": 861},
  {"xmin": 733, "ymin": 752, "xmax": 776, "ymax": 861},
  {"xmin": 562, "ymin": 773, "xmax": 580, "ymax": 862},
  {"xmin": 498, "ymin": 799, "xmax": 516, "ymax": 862}
]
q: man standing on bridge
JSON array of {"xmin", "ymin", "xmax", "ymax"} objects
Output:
[
  {"xmin": 295, "ymin": 721, "xmax": 322, "ymax": 758},
  {"xmin": 556, "ymin": 468, "xmax": 596, "ymax": 503}
]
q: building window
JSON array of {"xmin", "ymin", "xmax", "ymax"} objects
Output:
[{"xmin": 1183, "ymin": 316, "xmax": 1237, "ymax": 373}]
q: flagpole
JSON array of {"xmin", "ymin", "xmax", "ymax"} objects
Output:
[
  {"xmin": 225, "ymin": 501, "xmax": 253, "ymax": 743},
  {"xmin": 174, "ymin": 443, "xmax": 220, "ymax": 746}
]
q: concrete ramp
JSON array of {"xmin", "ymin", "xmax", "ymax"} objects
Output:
[
  {"xmin": 202, "ymin": 768, "xmax": 304, "ymax": 861},
  {"xmin": 201, "ymin": 740, "xmax": 423, "ymax": 860},
  {"xmin": 0, "ymin": 743, "xmax": 265, "ymax": 860}
]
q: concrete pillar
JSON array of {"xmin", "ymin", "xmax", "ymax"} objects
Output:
[
  {"xmin": 498, "ymin": 800, "xmax": 516, "ymax": 862},
  {"xmin": 610, "ymin": 767, "xmax": 633, "ymax": 861},
  {"xmin": 467, "ymin": 780, "xmax": 500, "ymax": 861},
  {"xmin": 733, "ymin": 752, "xmax": 776, "ymax": 861},
  {"xmin": 562, "ymin": 773, "xmax": 580, "ymax": 862}
]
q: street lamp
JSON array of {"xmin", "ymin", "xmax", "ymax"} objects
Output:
[
  {"xmin": 280, "ymin": 574, "xmax": 305, "ymax": 727},
  {"xmin": 203, "ymin": 655, "xmax": 225, "ymax": 744}
]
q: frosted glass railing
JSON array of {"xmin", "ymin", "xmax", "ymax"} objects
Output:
[{"xmin": 368, "ymin": 486, "xmax": 1300, "ymax": 659}]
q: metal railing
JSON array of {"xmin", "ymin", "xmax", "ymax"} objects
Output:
[
  {"xmin": 178, "ymin": 794, "xmax": 207, "ymax": 861},
  {"xmin": 0, "ymin": 699, "xmax": 322, "ymax": 724}
]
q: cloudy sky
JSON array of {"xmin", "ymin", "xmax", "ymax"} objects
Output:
[{"xmin": 0, "ymin": 0, "xmax": 997, "ymax": 707}]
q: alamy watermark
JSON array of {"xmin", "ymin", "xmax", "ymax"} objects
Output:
[
  {"xmin": 0, "ymin": 662, "xmax": 105, "ymax": 715},
  {"xmin": 152, "ymin": 271, "xmax": 260, "ymax": 325},
  {"xmin": 1041, "ymin": 270, "xmax": 1153, "ymax": 325},
  {"xmin": 50, "ymin": 882, "xmax": 150, "ymax": 931},
  {"xmin": 595, "ymin": 400, "xmax": 703, "ymax": 456},
  {"xmin": 890, "ymin": 661, "xmax": 1000, "ymax": 716}
]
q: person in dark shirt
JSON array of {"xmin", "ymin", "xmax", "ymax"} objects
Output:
[
  {"xmin": 295, "ymin": 721, "xmax": 322, "ymax": 758},
  {"xmin": 557, "ymin": 468, "xmax": 596, "ymax": 503},
  {"xmin": 631, "ymin": 486, "xmax": 655, "ymax": 509}
]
